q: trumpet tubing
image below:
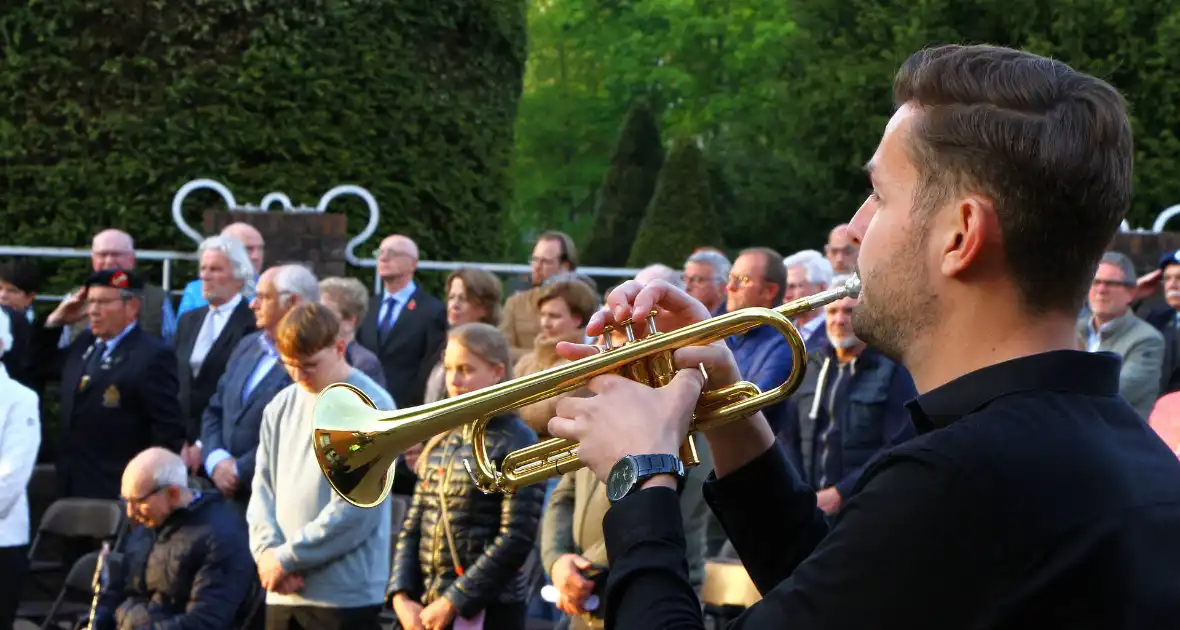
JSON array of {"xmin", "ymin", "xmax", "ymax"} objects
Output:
[{"xmin": 313, "ymin": 275, "xmax": 861, "ymax": 507}]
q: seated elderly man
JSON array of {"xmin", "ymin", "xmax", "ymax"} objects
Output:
[{"xmin": 94, "ymin": 447, "xmax": 258, "ymax": 630}]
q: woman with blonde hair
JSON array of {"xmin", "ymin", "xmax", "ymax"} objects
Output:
[
  {"xmin": 422, "ymin": 267, "xmax": 503, "ymax": 403},
  {"xmin": 388, "ymin": 323, "xmax": 542, "ymax": 630}
]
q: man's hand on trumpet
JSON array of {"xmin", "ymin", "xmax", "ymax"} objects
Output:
[{"xmin": 549, "ymin": 278, "xmax": 770, "ymax": 484}]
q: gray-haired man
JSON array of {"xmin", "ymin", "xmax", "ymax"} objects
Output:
[{"xmin": 1079, "ymin": 251, "xmax": 1164, "ymax": 418}]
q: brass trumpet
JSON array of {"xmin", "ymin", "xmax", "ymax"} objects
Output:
[{"xmin": 312, "ymin": 274, "xmax": 861, "ymax": 507}]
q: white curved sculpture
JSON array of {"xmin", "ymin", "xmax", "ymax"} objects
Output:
[
  {"xmin": 171, "ymin": 178, "xmax": 380, "ymax": 265},
  {"xmin": 1152, "ymin": 204, "xmax": 1180, "ymax": 234}
]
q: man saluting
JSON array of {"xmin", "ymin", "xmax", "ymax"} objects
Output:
[{"xmin": 42, "ymin": 268, "xmax": 185, "ymax": 500}]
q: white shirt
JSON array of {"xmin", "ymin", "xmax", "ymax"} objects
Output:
[
  {"xmin": 0, "ymin": 363, "xmax": 41, "ymax": 547},
  {"xmin": 190, "ymin": 293, "xmax": 243, "ymax": 376}
]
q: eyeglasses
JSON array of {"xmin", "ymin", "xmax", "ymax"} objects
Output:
[
  {"xmin": 681, "ymin": 274, "xmax": 722, "ymax": 286},
  {"xmin": 1091, "ymin": 278, "xmax": 1134, "ymax": 289},
  {"xmin": 530, "ymin": 256, "xmax": 561, "ymax": 267},
  {"xmin": 373, "ymin": 248, "xmax": 414, "ymax": 260},
  {"xmin": 726, "ymin": 274, "xmax": 757, "ymax": 288},
  {"xmin": 120, "ymin": 486, "xmax": 168, "ymax": 509}
]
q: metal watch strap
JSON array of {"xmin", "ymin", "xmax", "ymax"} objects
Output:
[{"xmin": 634, "ymin": 453, "xmax": 681, "ymax": 480}]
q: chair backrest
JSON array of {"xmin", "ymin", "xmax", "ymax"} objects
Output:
[
  {"xmin": 700, "ymin": 558, "xmax": 761, "ymax": 608},
  {"xmin": 63, "ymin": 550, "xmax": 102, "ymax": 593},
  {"xmin": 38, "ymin": 498, "xmax": 124, "ymax": 540}
]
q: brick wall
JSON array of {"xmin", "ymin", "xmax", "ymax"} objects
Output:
[{"xmin": 203, "ymin": 210, "xmax": 348, "ymax": 278}]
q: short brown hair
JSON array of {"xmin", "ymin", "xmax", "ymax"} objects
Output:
[
  {"xmin": 448, "ymin": 322, "xmax": 512, "ymax": 382},
  {"xmin": 536, "ymin": 280, "xmax": 599, "ymax": 327},
  {"xmin": 539, "ymin": 231, "xmax": 579, "ymax": 269},
  {"xmin": 739, "ymin": 246, "xmax": 786, "ymax": 304},
  {"xmin": 893, "ymin": 44, "xmax": 1132, "ymax": 314},
  {"xmin": 276, "ymin": 302, "xmax": 340, "ymax": 359},
  {"xmin": 445, "ymin": 267, "xmax": 504, "ymax": 326}
]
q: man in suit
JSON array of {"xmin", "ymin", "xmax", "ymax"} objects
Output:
[
  {"xmin": 200, "ymin": 264, "xmax": 319, "ymax": 509},
  {"xmin": 355, "ymin": 234, "xmax": 446, "ymax": 408},
  {"xmin": 174, "ymin": 236, "xmax": 258, "ymax": 472},
  {"xmin": 59, "ymin": 229, "xmax": 177, "ymax": 345},
  {"xmin": 41, "ymin": 268, "xmax": 186, "ymax": 499}
]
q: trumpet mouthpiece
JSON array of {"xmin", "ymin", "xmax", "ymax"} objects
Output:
[{"xmin": 843, "ymin": 274, "xmax": 862, "ymax": 298}]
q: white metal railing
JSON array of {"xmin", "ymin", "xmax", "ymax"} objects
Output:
[{"xmin": 2, "ymin": 178, "xmax": 642, "ymax": 302}]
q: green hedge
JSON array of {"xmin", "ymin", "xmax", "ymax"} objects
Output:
[
  {"xmin": 628, "ymin": 137, "xmax": 723, "ymax": 267},
  {"xmin": 0, "ymin": 0, "xmax": 528, "ymax": 297},
  {"xmin": 582, "ymin": 102, "xmax": 665, "ymax": 267}
]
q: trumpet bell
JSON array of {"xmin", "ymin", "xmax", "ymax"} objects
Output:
[{"xmin": 311, "ymin": 383, "xmax": 418, "ymax": 508}]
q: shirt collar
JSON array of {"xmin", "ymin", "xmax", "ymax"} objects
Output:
[
  {"xmin": 906, "ymin": 350, "xmax": 1122, "ymax": 433},
  {"xmin": 384, "ymin": 280, "xmax": 417, "ymax": 304},
  {"xmin": 210, "ymin": 293, "xmax": 243, "ymax": 315},
  {"xmin": 257, "ymin": 332, "xmax": 278, "ymax": 358},
  {"xmin": 98, "ymin": 321, "xmax": 138, "ymax": 353}
]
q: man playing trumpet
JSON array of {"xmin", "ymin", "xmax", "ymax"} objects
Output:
[{"xmin": 545, "ymin": 44, "xmax": 1180, "ymax": 628}]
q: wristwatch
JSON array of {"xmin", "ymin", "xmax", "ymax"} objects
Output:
[{"xmin": 606, "ymin": 454, "xmax": 685, "ymax": 504}]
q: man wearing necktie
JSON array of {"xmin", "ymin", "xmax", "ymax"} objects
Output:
[
  {"xmin": 174, "ymin": 236, "xmax": 258, "ymax": 474},
  {"xmin": 40, "ymin": 268, "xmax": 185, "ymax": 500},
  {"xmin": 355, "ymin": 234, "xmax": 446, "ymax": 408}
]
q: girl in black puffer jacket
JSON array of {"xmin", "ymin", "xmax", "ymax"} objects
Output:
[{"xmin": 388, "ymin": 323, "xmax": 544, "ymax": 630}]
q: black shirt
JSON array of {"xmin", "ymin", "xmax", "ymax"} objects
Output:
[{"xmin": 602, "ymin": 350, "xmax": 1180, "ymax": 628}]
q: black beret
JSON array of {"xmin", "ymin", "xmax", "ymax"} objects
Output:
[
  {"xmin": 0, "ymin": 261, "xmax": 42, "ymax": 294},
  {"xmin": 84, "ymin": 268, "xmax": 144, "ymax": 292}
]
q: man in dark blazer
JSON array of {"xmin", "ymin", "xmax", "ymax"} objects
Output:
[
  {"xmin": 41, "ymin": 269, "xmax": 186, "ymax": 499},
  {"xmin": 200, "ymin": 264, "xmax": 319, "ymax": 509},
  {"xmin": 173, "ymin": 236, "xmax": 258, "ymax": 470},
  {"xmin": 355, "ymin": 234, "xmax": 446, "ymax": 408}
]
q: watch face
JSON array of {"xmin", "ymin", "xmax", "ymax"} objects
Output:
[{"xmin": 607, "ymin": 457, "xmax": 638, "ymax": 502}]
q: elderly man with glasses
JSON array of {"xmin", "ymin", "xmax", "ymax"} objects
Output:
[
  {"xmin": 354, "ymin": 234, "xmax": 446, "ymax": 408},
  {"xmin": 91, "ymin": 447, "xmax": 257, "ymax": 630}
]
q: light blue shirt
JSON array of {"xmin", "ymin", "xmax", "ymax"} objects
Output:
[
  {"xmin": 177, "ymin": 279, "xmax": 207, "ymax": 316},
  {"xmin": 90, "ymin": 321, "xmax": 138, "ymax": 361},
  {"xmin": 377, "ymin": 280, "xmax": 417, "ymax": 333}
]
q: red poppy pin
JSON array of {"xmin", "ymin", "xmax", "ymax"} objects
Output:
[
  {"xmin": 110, "ymin": 271, "xmax": 129, "ymax": 289},
  {"xmin": 407, "ymin": 299, "xmax": 417, "ymax": 311}
]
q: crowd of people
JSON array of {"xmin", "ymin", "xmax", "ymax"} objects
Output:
[
  {"xmin": 0, "ymin": 203, "xmax": 1178, "ymax": 629},
  {"xmin": 1, "ymin": 44, "xmax": 1180, "ymax": 630}
]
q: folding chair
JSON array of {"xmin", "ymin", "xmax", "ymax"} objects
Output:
[
  {"xmin": 25, "ymin": 499, "xmax": 124, "ymax": 597},
  {"xmin": 14, "ymin": 550, "xmax": 103, "ymax": 630}
]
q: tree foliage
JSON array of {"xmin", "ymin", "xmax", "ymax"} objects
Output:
[
  {"xmin": 581, "ymin": 102, "xmax": 665, "ymax": 266},
  {"xmin": 627, "ymin": 137, "xmax": 721, "ymax": 267},
  {"xmin": 0, "ymin": 0, "xmax": 528, "ymax": 293},
  {"xmin": 515, "ymin": 0, "xmax": 1180, "ymax": 263}
]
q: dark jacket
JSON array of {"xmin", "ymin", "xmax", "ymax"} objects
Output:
[
  {"xmin": 355, "ymin": 286, "xmax": 447, "ymax": 408},
  {"xmin": 47, "ymin": 324, "xmax": 186, "ymax": 499},
  {"xmin": 1142, "ymin": 305, "xmax": 1180, "ymax": 396},
  {"xmin": 96, "ymin": 492, "xmax": 258, "ymax": 630},
  {"xmin": 388, "ymin": 413, "xmax": 544, "ymax": 619},
  {"xmin": 173, "ymin": 299, "xmax": 256, "ymax": 442},
  {"xmin": 779, "ymin": 341, "xmax": 917, "ymax": 498}
]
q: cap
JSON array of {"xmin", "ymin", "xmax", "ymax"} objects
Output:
[
  {"xmin": 1159, "ymin": 250, "xmax": 1180, "ymax": 272},
  {"xmin": 0, "ymin": 260, "xmax": 42, "ymax": 294},
  {"xmin": 84, "ymin": 268, "xmax": 144, "ymax": 293}
]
